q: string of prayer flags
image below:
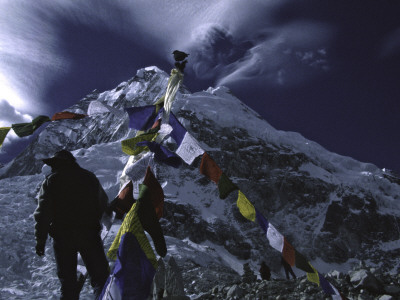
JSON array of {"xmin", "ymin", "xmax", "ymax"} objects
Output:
[
  {"xmin": 125, "ymin": 105, "xmax": 162, "ymax": 131},
  {"xmin": 143, "ymin": 166, "xmax": 164, "ymax": 219},
  {"xmin": 200, "ymin": 152, "xmax": 223, "ymax": 183},
  {"xmin": 121, "ymin": 132, "xmax": 159, "ymax": 156},
  {"xmin": 11, "ymin": 115, "xmax": 51, "ymax": 137},
  {"xmin": 254, "ymin": 206, "xmax": 343, "ymax": 298},
  {"xmin": 168, "ymin": 112, "xmax": 204, "ymax": 165},
  {"xmin": 0, "ymin": 127, "xmax": 11, "ymax": 147},
  {"xmin": 218, "ymin": 173, "xmax": 238, "ymax": 199},
  {"xmin": 237, "ymin": 191, "xmax": 256, "ymax": 221},
  {"xmin": 163, "ymin": 68, "xmax": 183, "ymax": 121},
  {"xmin": 136, "ymin": 141, "xmax": 181, "ymax": 168},
  {"xmin": 51, "ymin": 111, "xmax": 86, "ymax": 121}
]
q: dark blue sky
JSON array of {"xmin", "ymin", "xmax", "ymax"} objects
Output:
[{"xmin": 1, "ymin": 1, "xmax": 399, "ymax": 173}]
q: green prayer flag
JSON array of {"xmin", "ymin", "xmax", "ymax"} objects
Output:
[
  {"xmin": 0, "ymin": 127, "xmax": 11, "ymax": 147},
  {"xmin": 121, "ymin": 132, "xmax": 158, "ymax": 156},
  {"xmin": 11, "ymin": 115, "xmax": 51, "ymax": 137},
  {"xmin": 218, "ymin": 173, "xmax": 238, "ymax": 199},
  {"xmin": 138, "ymin": 183, "xmax": 149, "ymax": 200},
  {"xmin": 295, "ymin": 250, "xmax": 314, "ymax": 273}
]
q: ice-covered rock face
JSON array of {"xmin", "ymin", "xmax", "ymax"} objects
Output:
[
  {"xmin": 0, "ymin": 66, "xmax": 399, "ymax": 297},
  {"xmin": 0, "ymin": 67, "xmax": 175, "ymax": 178}
]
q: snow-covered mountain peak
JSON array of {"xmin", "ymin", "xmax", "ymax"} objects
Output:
[{"xmin": 0, "ymin": 66, "xmax": 399, "ymax": 299}]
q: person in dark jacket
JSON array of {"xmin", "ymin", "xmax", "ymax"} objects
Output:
[
  {"xmin": 259, "ymin": 261, "xmax": 271, "ymax": 280},
  {"xmin": 281, "ymin": 256, "xmax": 296, "ymax": 280},
  {"xmin": 34, "ymin": 150, "xmax": 110, "ymax": 300}
]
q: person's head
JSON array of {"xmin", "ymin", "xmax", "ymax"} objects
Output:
[{"xmin": 42, "ymin": 150, "xmax": 77, "ymax": 171}]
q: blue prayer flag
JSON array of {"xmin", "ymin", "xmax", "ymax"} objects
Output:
[
  {"xmin": 255, "ymin": 208, "xmax": 269, "ymax": 233},
  {"xmin": 125, "ymin": 106, "xmax": 162, "ymax": 131},
  {"xmin": 99, "ymin": 232, "xmax": 156, "ymax": 300},
  {"xmin": 168, "ymin": 112, "xmax": 186, "ymax": 145},
  {"xmin": 137, "ymin": 141, "xmax": 181, "ymax": 168},
  {"xmin": 318, "ymin": 272, "xmax": 336, "ymax": 295}
]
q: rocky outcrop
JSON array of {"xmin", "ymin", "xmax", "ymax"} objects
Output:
[{"xmin": 190, "ymin": 265, "xmax": 400, "ymax": 300}]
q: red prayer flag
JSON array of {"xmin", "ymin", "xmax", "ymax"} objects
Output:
[
  {"xmin": 143, "ymin": 166, "xmax": 164, "ymax": 219},
  {"xmin": 282, "ymin": 237, "xmax": 296, "ymax": 266},
  {"xmin": 51, "ymin": 111, "xmax": 87, "ymax": 121},
  {"xmin": 199, "ymin": 152, "xmax": 223, "ymax": 184},
  {"xmin": 111, "ymin": 181, "xmax": 136, "ymax": 219}
]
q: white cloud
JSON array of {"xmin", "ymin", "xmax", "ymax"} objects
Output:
[
  {"xmin": 0, "ymin": 99, "xmax": 32, "ymax": 127},
  {"xmin": 214, "ymin": 21, "xmax": 333, "ymax": 88},
  {"xmin": 0, "ymin": 0, "xmax": 334, "ymax": 115},
  {"xmin": 0, "ymin": 99, "xmax": 32, "ymax": 145}
]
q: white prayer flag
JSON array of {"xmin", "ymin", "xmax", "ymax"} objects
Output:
[
  {"xmin": 176, "ymin": 132, "xmax": 205, "ymax": 165},
  {"xmin": 266, "ymin": 223, "xmax": 284, "ymax": 252}
]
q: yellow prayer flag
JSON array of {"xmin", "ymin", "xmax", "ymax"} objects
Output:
[
  {"xmin": 307, "ymin": 264, "xmax": 320, "ymax": 286},
  {"xmin": 121, "ymin": 132, "xmax": 158, "ymax": 156},
  {"xmin": 107, "ymin": 202, "xmax": 158, "ymax": 269},
  {"xmin": 0, "ymin": 127, "xmax": 11, "ymax": 147},
  {"xmin": 236, "ymin": 191, "xmax": 256, "ymax": 222}
]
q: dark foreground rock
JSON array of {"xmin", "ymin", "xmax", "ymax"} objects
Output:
[{"xmin": 188, "ymin": 265, "xmax": 400, "ymax": 300}]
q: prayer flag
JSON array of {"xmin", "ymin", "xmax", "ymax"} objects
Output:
[
  {"xmin": 307, "ymin": 264, "xmax": 320, "ymax": 286},
  {"xmin": 136, "ymin": 141, "xmax": 181, "ymax": 168},
  {"xmin": 319, "ymin": 273, "xmax": 336, "ymax": 295},
  {"xmin": 218, "ymin": 173, "xmax": 238, "ymax": 199},
  {"xmin": 121, "ymin": 132, "xmax": 158, "ymax": 156},
  {"xmin": 107, "ymin": 202, "xmax": 157, "ymax": 267},
  {"xmin": 255, "ymin": 209, "xmax": 269, "ymax": 233},
  {"xmin": 236, "ymin": 191, "xmax": 256, "ymax": 221},
  {"xmin": 143, "ymin": 166, "xmax": 164, "ymax": 219},
  {"xmin": 122, "ymin": 152, "xmax": 155, "ymax": 188},
  {"xmin": 11, "ymin": 115, "xmax": 51, "ymax": 137},
  {"xmin": 282, "ymin": 238, "xmax": 295, "ymax": 266},
  {"xmin": 266, "ymin": 223, "xmax": 284, "ymax": 252},
  {"xmin": 168, "ymin": 112, "xmax": 204, "ymax": 164},
  {"xmin": 294, "ymin": 250, "xmax": 314, "ymax": 273},
  {"xmin": 99, "ymin": 232, "xmax": 156, "ymax": 300},
  {"xmin": 163, "ymin": 69, "xmax": 183, "ymax": 120},
  {"xmin": 51, "ymin": 111, "xmax": 86, "ymax": 121},
  {"xmin": 0, "ymin": 127, "xmax": 11, "ymax": 147},
  {"xmin": 109, "ymin": 181, "xmax": 135, "ymax": 219},
  {"xmin": 125, "ymin": 105, "xmax": 161, "ymax": 131},
  {"xmin": 136, "ymin": 184, "xmax": 167, "ymax": 258},
  {"xmin": 176, "ymin": 132, "xmax": 204, "ymax": 165},
  {"xmin": 199, "ymin": 152, "xmax": 222, "ymax": 183}
]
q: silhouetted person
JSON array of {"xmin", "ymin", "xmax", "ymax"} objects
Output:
[
  {"xmin": 34, "ymin": 150, "xmax": 110, "ymax": 300},
  {"xmin": 259, "ymin": 261, "xmax": 271, "ymax": 280},
  {"xmin": 281, "ymin": 257, "xmax": 296, "ymax": 280},
  {"xmin": 172, "ymin": 50, "xmax": 189, "ymax": 61}
]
